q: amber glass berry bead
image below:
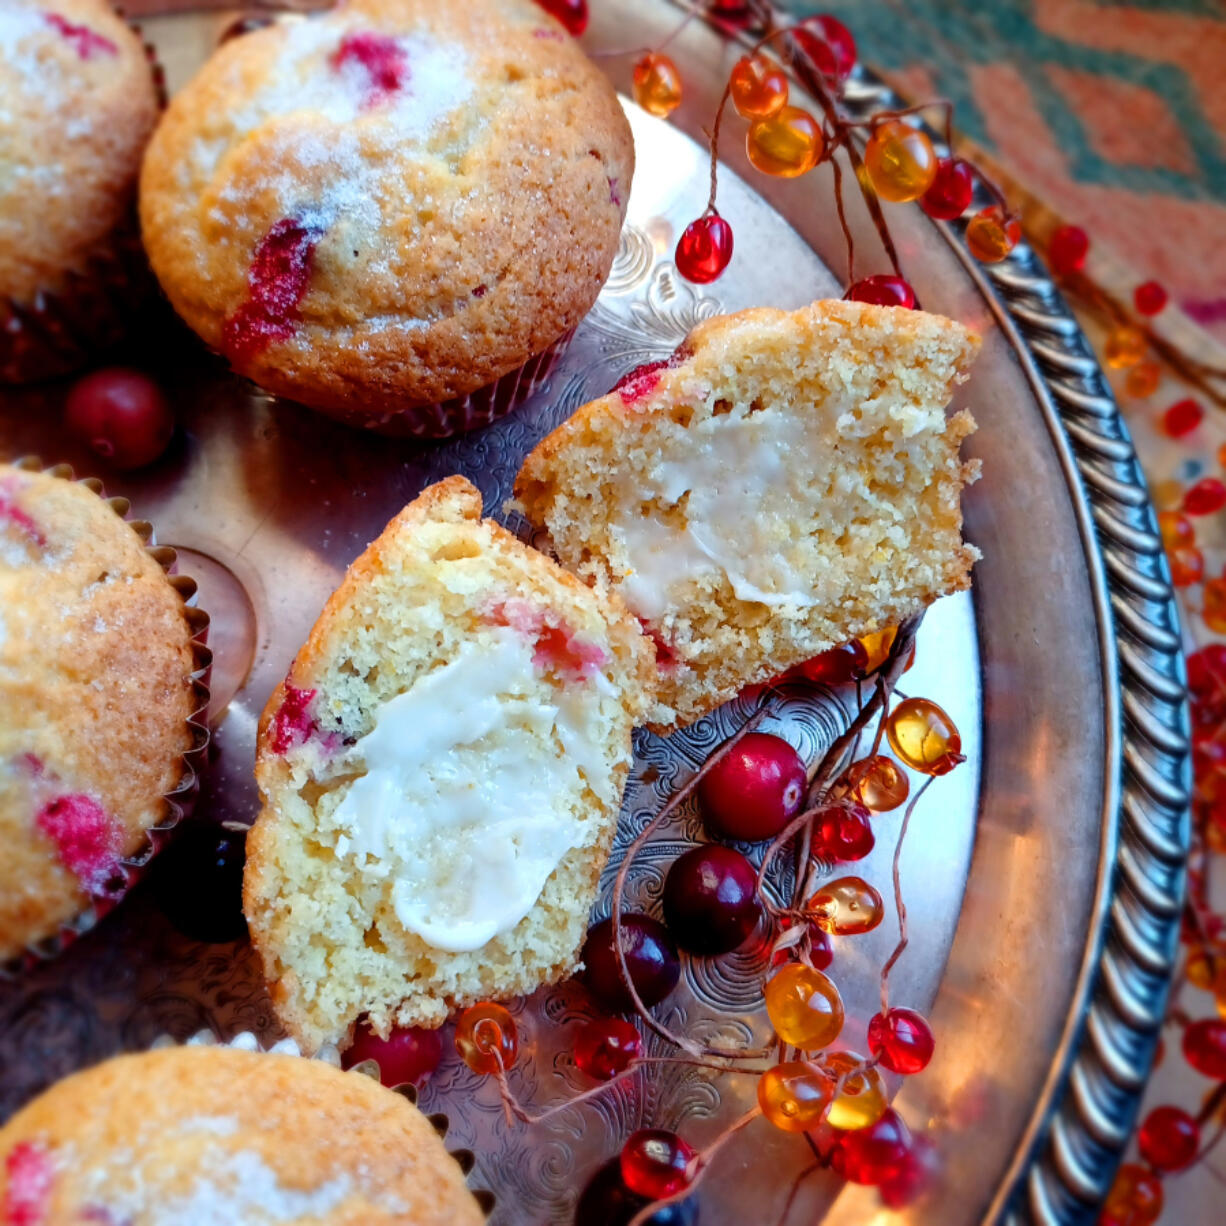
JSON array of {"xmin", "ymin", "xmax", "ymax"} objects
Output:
[
  {"xmin": 764, "ymin": 962, "xmax": 845, "ymax": 1050},
  {"xmin": 847, "ymin": 755, "xmax": 910, "ymax": 812},
  {"xmin": 1169, "ymin": 545, "xmax": 1204, "ymax": 588},
  {"xmin": 919, "ymin": 157, "xmax": 974, "ymax": 220},
  {"xmin": 574, "ymin": 1017, "xmax": 642, "ymax": 1081},
  {"xmin": 1125, "ymin": 360, "xmax": 1161, "ymax": 399},
  {"xmin": 844, "ymin": 275, "xmax": 916, "ymax": 309},
  {"xmin": 747, "ymin": 106, "xmax": 824, "ymax": 178},
  {"xmin": 965, "ymin": 206, "xmax": 1021, "ymax": 263},
  {"xmin": 1184, "ymin": 477, "xmax": 1226, "ymax": 516},
  {"xmin": 1100, "ymin": 1163, "xmax": 1163, "ymax": 1226},
  {"xmin": 1162, "ymin": 397, "xmax": 1202, "ymax": 438},
  {"xmin": 1152, "ymin": 479, "xmax": 1185, "ymax": 511},
  {"xmin": 858, "ymin": 625, "xmax": 898, "ymax": 671},
  {"xmin": 1047, "ymin": 224, "xmax": 1088, "ymax": 277},
  {"xmin": 758, "ymin": 1060, "xmax": 832, "ymax": 1132},
  {"xmin": 730, "ymin": 54, "xmax": 787, "ymax": 119},
  {"xmin": 1204, "ymin": 581, "xmax": 1226, "ymax": 634},
  {"xmin": 864, "ymin": 120, "xmax": 937, "ymax": 203},
  {"xmin": 1158, "ymin": 508, "xmax": 1195, "ymax": 549},
  {"xmin": 1137, "ymin": 1105, "xmax": 1199, "ymax": 1172},
  {"xmin": 822, "ymin": 1049, "xmax": 887, "ymax": 1130},
  {"xmin": 1182, "ymin": 1016, "xmax": 1226, "ymax": 1078},
  {"xmin": 632, "ymin": 53, "xmax": 682, "ymax": 118},
  {"xmin": 830, "ymin": 1108, "xmax": 911, "ymax": 1185},
  {"xmin": 534, "ymin": 0, "xmax": 588, "ymax": 36},
  {"xmin": 887, "ymin": 697, "xmax": 963, "ymax": 775},
  {"xmin": 810, "ymin": 875, "xmax": 884, "ymax": 936},
  {"xmin": 675, "ymin": 214, "xmax": 733, "ymax": 285},
  {"xmin": 867, "ymin": 1007, "xmax": 935, "ymax": 1075},
  {"xmin": 1134, "ymin": 280, "xmax": 1168, "ymax": 316},
  {"xmin": 455, "ymin": 1002, "xmax": 518, "ymax": 1075},
  {"xmin": 1104, "ymin": 325, "xmax": 1146, "ymax": 369},
  {"xmin": 620, "ymin": 1129, "xmax": 696, "ymax": 1200}
]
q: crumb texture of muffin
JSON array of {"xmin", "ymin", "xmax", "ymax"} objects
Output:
[
  {"xmin": 515, "ymin": 299, "xmax": 982, "ymax": 731},
  {"xmin": 139, "ymin": 0, "xmax": 634, "ymax": 419},
  {"xmin": 244, "ymin": 476, "xmax": 654, "ymax": 1051},
  {"xmin": 0, "ymin": 1045, "xmax": 485, "ymax": 1225},
  {"xmin": 0, "ymin": 0, "xmax": 159, "ymax": 306},
  {"xmin": 0, "ymin": 465, "xmax": 197, "ymax": 959}
]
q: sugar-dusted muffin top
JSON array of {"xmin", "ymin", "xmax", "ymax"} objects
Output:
[
  {"xmin": 0, "ymin": 1045, "xmax": 485, "ymax": 1224},
  {"xmin": 0, "ymin": 0, "xmax": 159, "ymax": 306},
  {"xmin": 515, "ymin": 299, "xmax": 982, "ymax": 731},
  {"xmin": 0, "ymin": 465, "xmax": 197, "ymax": 960},
  {"xmin": 139, "ymin": 0, "xmax": 634, "ymax": 418}
]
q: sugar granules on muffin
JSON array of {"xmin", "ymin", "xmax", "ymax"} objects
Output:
[
  {"xmin": 515, "ymin": 298, "xmax": 982, "ymax": 731},
  {"xmin": 0, "ymin": 0, "xmax": 160, "ymax": 382},
  {"xmin": 244, "ymin": 476, "xmax": 654, "ymax": 1052},
  {"xmin": 0, "ymin": 464, "xmax": 200, "ymax": 961},
  {"xmin": 139, "ymin": 0, "xmax": 634, "ymax": 432},
  {"xmin": 0, "ymin": 1045, "xmax": 484, "ymax": 1224}
]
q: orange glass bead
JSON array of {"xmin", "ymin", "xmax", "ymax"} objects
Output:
[
  {"xmin": 1157, "ymin": 510, "xmax": 1193, "ymax": 551},
  {"xmin": 1152, "ymin": 479, "xmax": 1185, "ymax": 511},
  {"xmin": 1186, "ymin": 945, "xmax": 1226, "ymax": 993},
  {"xmin": 965, "ymin": 206, "xmax": 1020, "ymax": 263},
  {"xmin": 886, "ymin": 697, "xmax": 963, "ymax": 775},
  {"xmin": 758, "ymin": 1060, "xmax": 832, "ymax": 1132},
  {"xmin": 821, "ymin": 1050, "xmax": 888, "ymax": 1130},
  {"xmin": 1218, "ymin": 441, "xmax": 1226, "ymax": 471},
  {"xmin": 863, "ymin": 120, "xmax": 938, "ymax": 202},
  {"xmin": 858, "ymin": 625, "xmax": 897, "ymax": 671},
  {"xmin": 746, "ymin": 105, "xmax": 824, "ymax": 178},
  {"xmin": 454, "ymin": 1002, "xmax": 518, "ymax": 1075},
  {"xmin": 847, "ymin": 754, "xmax": 909, "ymax": 812},
  {"xmin": 764, "ymin": 962, "xmax": 845, "ymax": 1050},
  {"xmin": 810, "ymin": 875, "xmax": 884, "ymax": 936},
  {"xmin": 1168, "ymin": 545, "xmax": 1203, "ymax": 588},
  {"xmin": 730, "ymin": 53, "xmax": 788, "ymax": 119},
  {"xmin": 1204, "ymin": 578, "xmax": 1226, "ymax": 634},
  {"xmin": 1100, "ymin": 1162, "xmax": 1163, "ymax": 1226},
  {"xmin": 632, "ymin": 53, "xmax": 682, "ymax": 118},
  {"xmin": 1104, "ymin": 325, "xmax": 1146, "ymax": 369},
  {"xmin": 1125, "ymin": 360, "xmax": 1161, "ymax": 399}
]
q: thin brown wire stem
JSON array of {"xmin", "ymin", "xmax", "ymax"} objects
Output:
[
  {"xmin": 775, "ymin": 1161, "xmax": 822, "ymax": 1226},
  {"xmin": 705, "ymin": 82, "xmax": 734, "ymax": 214}
]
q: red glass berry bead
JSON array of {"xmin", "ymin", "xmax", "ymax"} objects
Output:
[
  {"xmin": 919, "ymin": 157, "xmax": 974, "ymax": 220},
  {"xmin": 965, "ymin": 206, "xmax": 1021, "ymax": 263},
  {"xmin": 887, "ymin": 697, "xmax": 963, "ymax": 775},
  {"xmin": 582, "ymin": 915, "xmax": 681, "ymax": 1011},
  {"xmin": 534, "ymin": 0, "xmax": 587, "ymax": 36},
  {"xmin": 1047, "ymin": 224, "xmax": 1088, "ymax": 277},
  {"xmin": 867, "ymin": 1007, "xmax": 935, "ymax": 1075},
  {"xmin": 1169, "ymin": 545, "xmax": 1204, "ymax": 588},
  {"xmin": 810, "ymin": 875, "xmax": 884, "ymax": 936},
  {"xmin": 697, "ymin": 732, "xmax": 806, "ymax": 842},
  {"xmin": 764, "ymin": 962, "xmax": 845, "ymax": 1049},
  {"xmin": 730, "ymin": 54, "xmax": 788, "ymax": 120},
  {"xmin": 454, "ymin": 1002, "xmax": 518, "ymax": 1075},
  {"xmin": 772, "ymin": 916, "xmax": 834, "ymax": 971},
  {"xmin": 792, "ymin": 14, "xmax": 856, "ymax": 84},
  {"xmin": 574, "ymin": 1017, "xmax": 642, "ymax": 1081},
  {"xmin": 663, "ymin": 844, "xmax": 761, "ymax": 953},
  {"xmin": 878, "ymin": 1134, "xmax": 939, "ymax": 1209},
  {"xmin": 812, "ymin": 802, "xmax": 875, "ymax": 862},
  {"xmin": 844, "ymin": 275, "xmax": 916, "ymax": 309},
  {"xmin": 1185, "ymin": 477, "xmax": 1226, "ymax": 516},
  {"xmin": 864, "ymin": 120, "xmax": 938, "ymax": 203},
  {"xmin": 830, "ymin": 1108, "xmax": 911, "ymax": 1185},
  {"xmin": 1188, "ymin": 644, "xmax": 1226, "ymax": 699},
  {"xmin": 1125, "ymin": 360, "xmax": 1161, "ymax": 399},
  {"xmin": 1104, "ymin": 325, "xmax": 1146, "ymax": 369},
  {"xmin": 797, "ymin": 640, "xmax": 868, "ymax": 685},
  {"xmin": 675, "ymin": 213, "xmax": 733, "ymax": 285},
  {"xmin": 632, "ymin": 53, "xmax": 682, "ymax": 118},
  {"xmin": 64, "ymin": 368, "xmax": 175, "ymax": 470},
  {"xmin": 1134, "ymin": 280, "xmax": 1168, "ymax": 316},
  {"xmin": 342, "ymin": 1019, "xmax": 443, "ymax": 1087},
  {"xmin": 758, "ymin": 1060, "xmax": 832, "ymax": 1132},
  {"xmin": 1162, "ymin": 397, "xmax": 1202, "ymax": 438},
  {"xmin": 620, "ymin": 1129, "xmax": 697, "ymax": 1200},
  {"xmin": 747, "ymin": 105, "xmax": 824, "ymax": 177},
  {"xmin": 1182, "ymin": 1016, "xmax": 1226, "ymax": 1078},
  {"xmin": 1137, "ymin": 1105, "xmax": 1199, "ymax": 1172},
  {"xmin": 846, "ymin": 755, "xmax": 910, "ymax": 812},
  {"xmin": 1100, "ymin": 1163, "xmax": 1163, "ymax": 1226}
]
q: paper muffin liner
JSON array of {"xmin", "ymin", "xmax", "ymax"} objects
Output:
[
  {"xmin": 149, "ymin": 1029, "xmax": 495, "ymax": 1217},
  {"xmin": 310, "ymin": 327, "xmax": 576, "ymax": 439},
  {"xmin": 0, "ymin": 457, "xmax": 212, "ymax": 979}
]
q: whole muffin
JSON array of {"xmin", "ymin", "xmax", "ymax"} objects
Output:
[
  {"xmin": 0, "ymin": 464, "xmax": 202, "ymax": 962},
  {"xmin": 0, "ymin": 1046, "xmax": 485, "ymax": 1224},
  {"xmin": 139, "ymin": 0, "xmax": 634, "ymax": 432},
  {"xmin": 0, "ymin": 0, "xmax": 161, "ymax": 382}
]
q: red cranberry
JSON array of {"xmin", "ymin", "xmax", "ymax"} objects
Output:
[
  {"xmin": 812, "ymin": 802, "xmax": 875, "ymax": 862},
  {"xmin": 697, "ymin": 732, "xmax": 806, "ymax": 842},
  {"xmin": 919, "ymin": 157, "xmax": 974, "ymax": 220},
  {"xmin": 65, "ymin": 368, "xmax": 175, "ymax": 470},
  {"xmin": 574, "ymin": 1158, "xmax": 699, "ymax": 1226},
  {"xmin": 342, "ymin": 1018, "xmax": 443, "ymax": 1087},
  {"xmin": 44, "ymin": 12, "xmax": 117, "ymax": 59},
  {"xmin": 332, "ymin": 32, "xmax": 408, "ymax": 106},
  {"xmin": 151, "ymin": 823, "xmax": 248, "ymax": 943},
  {"xmin": 867, "ymin": 1007, "xmax": 935, "ymax": 1075},
  {"xmin": 830, "ymin": 1108, "xmax": 912, "ymax": 1185},
  {"xmin": 844, "ymin": 275, "xmax": 917, "ymax": 309},
  {"xmin": 35, "ymin": 794, "xmax": 123, "ymax": 897},
  {"xmin": 574, "ymin": 1017, "xmax": 642, "ymax": 1080},
  {"xmin": 582, "ymin": 915, "xmax": 680, "ymax": 1011},
  {"xmin": 662, "ymin": 845, "xmax": 761, "ymax": 954},
  {"xmin": 534, "ymin": 0, "xmax": 588, "ymax": 36}
]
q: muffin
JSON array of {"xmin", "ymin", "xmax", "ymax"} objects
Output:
[
  {"xmin": 515, "ymin": 299, "xmax": 981, "ymax": 731},
  {"xmin": 0, "ymin": 463, "xmax": 206, "ymax": 963},
  {"xmin": 139, "ymin": 0, "xmax": 634, "ymax": 435},
  {"xmin": 0, "ymin": 0, "xmax": 161, "ymax": 383},
  {"xmin": 0, "ymin": 1045, "xmax": 484, "ymax": 1224},
  {"xmin": 245, "ymin": 476, "xmax": 654, "ymax": 1051}
]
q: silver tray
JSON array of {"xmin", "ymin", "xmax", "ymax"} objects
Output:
[{"xmin": 0, "ymin": 3, "xmax": 1189, "ymax": 1224}]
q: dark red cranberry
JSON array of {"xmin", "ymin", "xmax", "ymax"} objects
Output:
[
  {"xmin": 534, "ymin": 0, "xmax": 588, "ymax": 36},
  {"xmin": 811, "ymin": 802, "xmax": 875, "ymax": 862},
  {"xmin": 697, "ymin": 732, "xmax": 806, "ymax": 842},
  {"xmin": 662, "ymin": 845, "xmax": 761, "ymax": 954},
  {"xmin": 65, "ymin": 368, "xmax": 175, "ymax": 470},
  {"xmin": 332, "ymin": 32, "xmax": 408, "ymax": 106},
  {"xmin": 150, "ymin": 823, "xmax": 248, "ymax": 943},
  {"xmin": 342, "ymin": 1018, "xmax": 443, "ymax": 1087},
  {"xmin": 582, "ymin": 915, "xmax": 680, "ymax": 1011},
  {"xmin": 574, "ymin": 1158, "xmax": 699, "ymax": 1226}
]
